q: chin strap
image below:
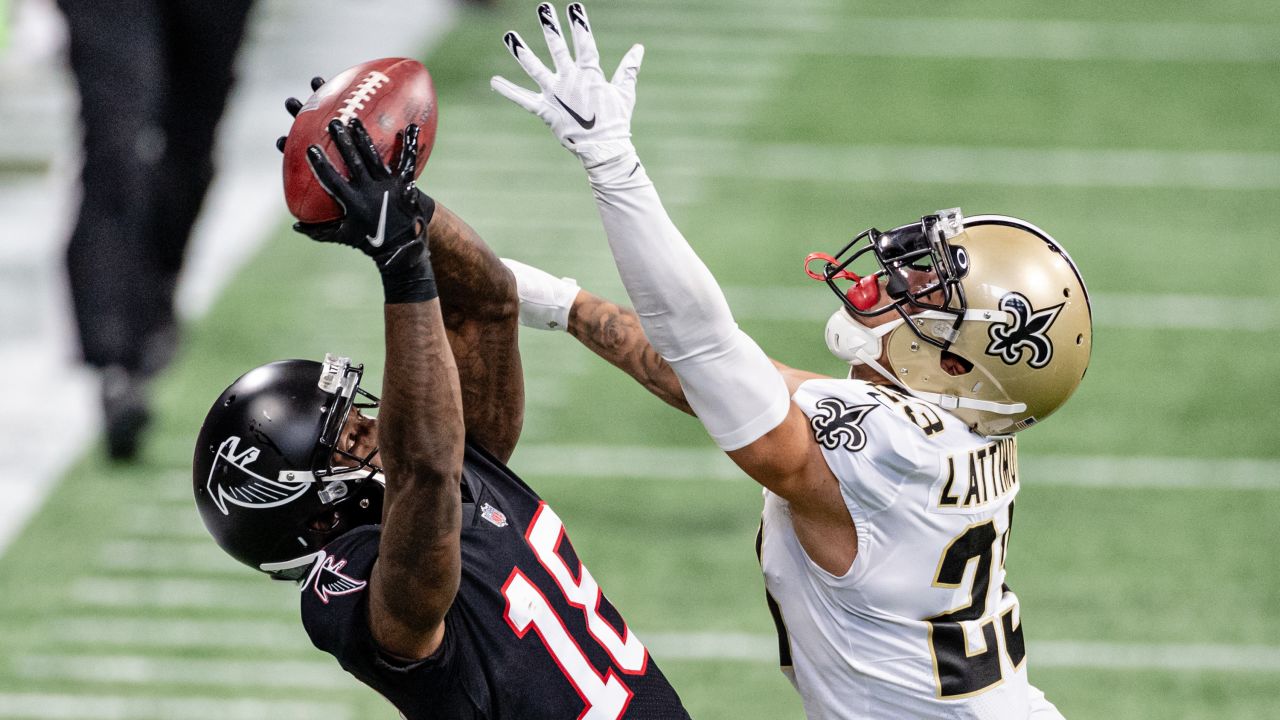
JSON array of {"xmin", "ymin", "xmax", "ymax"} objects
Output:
[
  {"xmin": 825, "ymin": 308, "xmax": 1027, "ymax": 416},
  {"xmin": 906, "ymin": 390, "xmax": 1026, "ymax": 414}
]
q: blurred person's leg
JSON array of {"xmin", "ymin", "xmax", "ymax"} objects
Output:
[
  {"xmin": 58, "ymin": 0, "xmax": 165, "ymax": 459},
  {"xmin": 141, "ymin": 0, "xmax": 255, "ymax": 361}
]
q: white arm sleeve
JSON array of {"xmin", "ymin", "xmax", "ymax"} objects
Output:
[
  {"xmin": 584, "ymin": 153, "xmax": 791, "ymax": 451},
  {"xmin": 500, "ymin": 257, "xmax": 581, "ymax": 332}
]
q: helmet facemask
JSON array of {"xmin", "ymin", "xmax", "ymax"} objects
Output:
[
  {"xmin": 808, "ymin": 208, "xmax": 970, "ymax": 352},
  {"xmin": 311, "ymin": 356, "xmax": 384, "ymax": 492}
]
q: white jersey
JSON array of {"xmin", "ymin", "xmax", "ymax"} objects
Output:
[{"xmin": 759, "ymin": 378, "xmax": 1063, "ymax": 719}]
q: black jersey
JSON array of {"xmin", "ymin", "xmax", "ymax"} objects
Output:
[{"xmin": 300, "ymin": 441, "xmax": 691, "ymax": 719}]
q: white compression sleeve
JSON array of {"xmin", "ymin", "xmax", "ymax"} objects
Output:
[
  {"xmin": 585, "ymin": 153, "xmax": 791, "ymax": 451},
  {"xmin": 501, "ymin": 258, "xmax": 580, "ymax": 332}
]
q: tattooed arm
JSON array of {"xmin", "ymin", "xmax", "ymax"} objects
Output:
[
  {"xmin": 567, "ymin": 290, "xmax": 693, "ymax": 416},
  {"xmin": 426, "ymin": 203, "xmax": 523, "ymax": 463},
  {"xmin": 566, "ymin": 288, "xmax": 825, "ymax": 412}
]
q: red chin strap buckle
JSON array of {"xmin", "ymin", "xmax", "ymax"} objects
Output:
[{"xmin": 804, "ymin": 252, "xmax": 881, "ymax": 311}]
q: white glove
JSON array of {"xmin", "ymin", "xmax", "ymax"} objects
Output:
[
  {"xmin": 501, "ymin": 258, "xmax": 582, "ymax": 331},
  {"xmin": 491, "ymin": 3, "xmax": 644, "ymax": 168}
]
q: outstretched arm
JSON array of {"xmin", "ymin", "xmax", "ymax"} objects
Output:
[
  {"xmin": 427, "ymin": 204, "xmax": 523, "ymax": 462},
  {"xmin": 494, "ymin": 5, "xmax": 856, "ymax": 577},
  {"xmin": 493, "ymin": 6, "xmax": 802, "ymax": 469},
  {"xmin": 502, "ymin": 258, "xmax": 825, "ymax": 415},
  {"xmin": 568, "ymin": 287, "xmax": 693, "ymax": 415},
  {"xmin": 374, "ymin": 299, "xmax": 463, "ymax": 660},
  {"xmin": 283, "ymin": 83, "xmax": 522, "ymax": 464},
  {"xmin": 296, "ymin": 119, "xmax": 462, "ymax": 660}
]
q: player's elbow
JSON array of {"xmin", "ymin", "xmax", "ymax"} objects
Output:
[{"xmin": 492, "ymin": 263, "xmax": 520, "ymax": 324}]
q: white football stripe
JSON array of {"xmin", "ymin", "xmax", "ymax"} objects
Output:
[
  {"xmin": 45, "ymin": 618, "xmax": 303, "ymax": 650},
  {"xmin": 1031, "ymin": 641, "xmax": 1280, "ymax": 672},
  {"xmin": 642, "ymin": 634, "xmax": 1280, "ymax": 672},
  {"xmin": 430, "ymin": 130, "xmax": 1280, "ymax": 193},
  {"xmin": 16, "ymin": 654, "xmax": 348, "ymax": 690},
  {"xmin": 97, "ymin": 540, "xmax": 247, "ymax": 575},
  {"xmin": 735, "ymin": 143, "xmax": 1280, "ymax": 191},
  {"xmin": 648, "ymin": 19, "xmax": 1280, "ymax": 63},
  {"xmin": 608, "ymin": 7, "xmax": 833, "ymax": 33},
  {"xmin": 0, "ymin": 693, "xmax": 351, "ymax": 720},
  {"xmin": 627, "ymin": 0, "xmax": 837, "ymax": 12},
  {"xmin": 69, "ymin": 577, "xmax": 294, "ymax": 610},
  {"xmin": 509, "ymin": 445, "xmax": 1280, "ymax": 490},
  {"xmin": 1023, "ymin": 456, "xmax": 1280, "ymax": 491},
  {"xmin": 32, "ymin": 625, "xmax": 1280, "ymax": 674}
]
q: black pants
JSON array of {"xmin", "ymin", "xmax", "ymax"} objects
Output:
[{"xmin": 60, "ymin": 0, "xmax": 254, "ymax": 372}]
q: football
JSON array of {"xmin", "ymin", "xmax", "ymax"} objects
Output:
[{"xmin": 282, "ymin": 57, "xmax": 438, "ymax": 224}]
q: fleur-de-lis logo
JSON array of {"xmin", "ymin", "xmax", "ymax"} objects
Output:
[
  {"xmin": 985, "ymin": 293, "xmax": 1064, "ymax": 369},
  {"xmin": 809, "ymin": 398, "xmax": 878, "ymax": 451}
]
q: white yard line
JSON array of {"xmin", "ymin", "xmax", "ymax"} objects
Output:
[
  {"xmin": 97, "ymin": 540, "xmax": 246, "ymax": 575},
  {"xmin": 649, "ymin": 19, "xmax": 1280, "ymax": 63},
  {"xmin": 0, "ymin": 693, "xmax": 352, "ymax": 720},
  {"xmin": 644, "ymin": 633, "xmax": 1280, "ymax": 672},
  {"xmin": 509, "ymin": 444, "xmax": 1280, "ymax": 490},
  {"xmin": 44, "ymin": 618, "xmax": 302, "ymax": 650},
  {"xmin": 627, "ymin": 0, "xmax": 838, "ymax": 12},
  {"xmin": 15, "ymin": 654, "xmax": 349, "ymax": 690},
  {"xmin": 428, "ymin": 131, "xmax": 1280, "ymax": 193},
  {"xmin": 1031, "ymin": 641, "xmax": 1280, "ymax": 672},
  {"xmin": 68, "ymin": 577, "xmax": 295, "ymax": 611},
  {"xmin": 1024, "ymin": 456, "xmax": 1280, "ymax": 491},
  {"xmin": 733, "ymin": 144, "xmax": 1280, "ymax": 191},
  {"xmin": 17, "ymin": 638, "xmax": 1280, "ymax": 677}
]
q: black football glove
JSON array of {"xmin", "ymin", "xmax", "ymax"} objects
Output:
[
  {"xmin": 296, "ymin": 118, "xmax": 438, "ymax": 304},
  {"xmin": 275, "ymin": 76, "xmax": 327, "ymax": 152}
]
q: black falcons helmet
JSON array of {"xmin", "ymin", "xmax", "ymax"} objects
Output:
[{"xmin": 193, "ymin": 355, "xmax": 384, "ymax": 580}]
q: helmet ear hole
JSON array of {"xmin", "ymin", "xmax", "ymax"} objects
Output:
[{"xmin": 940, "ymin": 350, "xmax": 973, "ymax": 377}]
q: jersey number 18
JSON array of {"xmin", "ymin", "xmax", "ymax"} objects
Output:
[{"xmin": 502, "ymin": 503, "xmax": 649, "ymax": 720}]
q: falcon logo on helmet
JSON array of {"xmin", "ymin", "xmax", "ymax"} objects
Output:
[
  {"xmin": 985, "ymin": 293, "xmax": 1064, "ymax": 369},
  {"xmin": 810, "ymin": 398, "xmax": 877, "ymax": 451},
  {"xmin": 206, "ymin": 436, "xmax": 310, "ymax": 515}
]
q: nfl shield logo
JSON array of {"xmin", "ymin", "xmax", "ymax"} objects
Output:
[{"xmin": 480, "ymin": 502, "xmax": 508, "ymax": 528}]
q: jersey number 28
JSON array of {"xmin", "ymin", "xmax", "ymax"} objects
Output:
[{"xmin": 926, "ymin": 502, "xmax": 1026, "ymax": 699}]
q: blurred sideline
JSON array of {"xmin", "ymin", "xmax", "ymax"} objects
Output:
[{"xmin": 0, "ymin": 0, "xmax": 459, "ymax": 556}]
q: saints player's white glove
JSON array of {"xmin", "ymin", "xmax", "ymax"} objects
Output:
[
  {"xmin": 491, "ymin": 3, "xmax": 644, "ymax": 168},
  {"xmin": 501, "ymin": 258, "xmax": 581, "ymax": 331}
]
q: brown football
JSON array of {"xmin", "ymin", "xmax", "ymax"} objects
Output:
[{"xmin": 282, "ymin": 57, "xmax": 438, "ymax": 223}]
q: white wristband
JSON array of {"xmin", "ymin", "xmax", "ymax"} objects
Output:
[{"xmin": 501, "ymin": 258, "xmax": 581, "ymax": 332}]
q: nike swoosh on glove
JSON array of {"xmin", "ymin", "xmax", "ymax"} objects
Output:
[
  {"xmin": 296, "ymin": 119, "xmax": 439, "ymax": 304},
  {"xmin": 491, "ymin": 2, "xmax": 643, "ymax": 168}
]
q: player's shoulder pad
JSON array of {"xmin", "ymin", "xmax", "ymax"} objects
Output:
[{"xmin": 792, "ymin": 378, "xmax": 940, "ymax": 511}]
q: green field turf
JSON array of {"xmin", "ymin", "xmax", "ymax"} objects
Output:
[{"xmin": 1, "ymin": 0, "xmax": 1277, "ymax": 717}]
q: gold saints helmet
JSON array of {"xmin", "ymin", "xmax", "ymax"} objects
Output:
[{"xmin": 810, "ymin": 208, "xmax": 1092, "ymax": 436}]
